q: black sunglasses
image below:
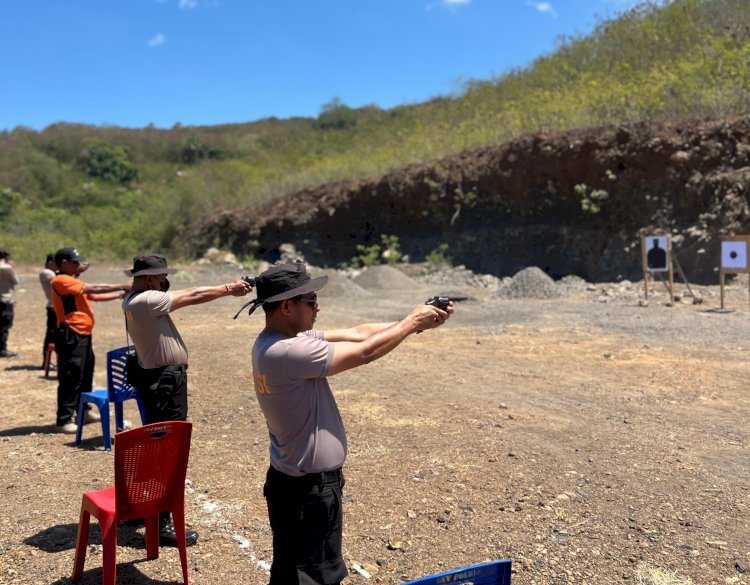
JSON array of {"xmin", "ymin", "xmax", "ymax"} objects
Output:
[{"xmin": 295, "ymin": 294, "xmax": 318, "ymax": 305}]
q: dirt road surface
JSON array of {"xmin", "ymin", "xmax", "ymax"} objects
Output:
[{"xmin": 1, "ymin": 264, "xmax": 749, "ymax": 585}]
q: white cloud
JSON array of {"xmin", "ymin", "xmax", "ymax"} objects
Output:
[
  {"xmin": 433, "ymin": 0, "xmax": 469, "ymax": 11},
  {"xmin": 179, "ymin": 0, "xmax": 198, "ymax": 9},
  {"xmin": 526, "ymin": 1, "xmax": 558, "ymax": 18},
  {"xmin": 147, "ymin": 33, "xmax": 166, "ymax": 47}
]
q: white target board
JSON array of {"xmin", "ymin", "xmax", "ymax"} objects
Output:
[
  {"xmin": 645, "ymin": 235, "xmax": 669, "ymax": 272},
  {"xmin": 721, "ymin": 239, "xmax": 749, "ymax": 272}
]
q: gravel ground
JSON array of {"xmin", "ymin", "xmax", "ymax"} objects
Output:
[{"xmin": 1, "ymin": 262, "xmax": 749, "ymax": 585}]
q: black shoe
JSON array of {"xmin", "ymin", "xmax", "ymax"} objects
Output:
[
  {"xmin": 0, "ymin": 350, "xmax": 17, "ymax": 358},
  {"xmin": 159, "ymin": 521, "xmax": 199, "ymax": 547}
]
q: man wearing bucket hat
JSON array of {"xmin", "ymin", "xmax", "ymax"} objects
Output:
[
  {"xmin": 51, "ymin": 247, "xmax": 132, "ymax": 434},
  {"xmin": 247, "ymin": 261, "xmax": 453, "ymax": 585},
  {"xmin": 122, "ymin": 253, "xmax": 253, "ymax": 546}
]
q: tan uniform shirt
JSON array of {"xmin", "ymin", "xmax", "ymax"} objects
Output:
[
  {"xmin": 0, "ymin": 263, "xmax": 18, "ymax": 304},
  {"xmin": 123, "ymin": 290, "xmax": 188, "ymax": 369},
  {"xmin": 39, "ymin": 268, "xmax": 55, "ymax": 308}
]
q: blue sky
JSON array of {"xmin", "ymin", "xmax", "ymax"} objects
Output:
[{"xmin": 0, "ymin": 0, "xmax": 643, "ymax": 131}]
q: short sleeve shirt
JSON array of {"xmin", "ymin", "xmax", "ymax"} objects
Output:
[
  {"xmin": 51, "ymin": 274, "xmax": 93, "ymax": 335},
  {"xmin": 39, "ymin": 268, "xmax": 55, "ymax": 308},
  {"xmin": 252, "ymin": 329, "xmax": 347, "ymax": 477},
  {"xmin": 122, "ymin": 290, "xmax": 188, "ymax": 369},
  {"xmin": 0, "ymin": 263, "xmax": 19, "ymax": 304}
]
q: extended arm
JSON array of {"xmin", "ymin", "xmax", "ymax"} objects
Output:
[
  {"xmin": 327, "ymin": 303, "xmax": 453, "ymax": 376},
  {"xmin": 324, "ymin": 322, "xmax": 396, "ymax": 342},
  {"xmin": 169, "ymin": 279, "xmax": 253, "ymax": 311},
  {"xmin": 81, "ymin": 282, "xmax": 130, "ymax": 295},
  {"xmin": 87, "ymin": 291, "xmax": 126, "ymax": 302}
]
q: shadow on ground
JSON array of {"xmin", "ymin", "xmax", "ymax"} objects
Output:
[
  {"xmin": 25, "ymin": 522, "xmax": 146, "ymax": 553},
  {"xmin": 0, "ymin": 424, "xmax": 63, "ymax": 437},
  {"xmin": 50, "ymin": 561, "xmax": 181, "ymax": 585},
  {"xmin": 34, "ymin": 524, "xmax": 184, "ymax": 584}
]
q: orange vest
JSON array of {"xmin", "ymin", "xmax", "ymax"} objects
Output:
[{"xmin": 51, "ymin": 275, "xmax": 94, "ymax": 336}]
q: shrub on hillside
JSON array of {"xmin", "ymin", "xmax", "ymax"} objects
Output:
[{"xmin": 79, "ymin": 143, "xmax": 138, "ymax": 185}]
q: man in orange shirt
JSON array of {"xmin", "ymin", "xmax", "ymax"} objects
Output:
[{"xmin": 51, "ymin": 247, "xmax": 131, "ymax": 433}]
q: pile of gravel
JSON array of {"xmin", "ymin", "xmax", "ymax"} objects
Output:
[
  {"xmin": 353, "ymin": 265, "xmax": 420, "ymax": 290},
  {"xmin": 557, "ymin": 274, "xmax": 591, "ymax": 294},
  {"xmin": 495, "ymin": 266, "xmax": 561, "ymax": 299},
  {"xmin": 415, "ymin": 264, "xmax": 503, "ymax": 290},
  {"xmin": 317, "ymin": 271, "xmax": 372, "ymax": 298}
]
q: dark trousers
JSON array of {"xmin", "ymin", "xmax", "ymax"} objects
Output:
[
  {"xmin": 140, "ymin": 364, "xmax": 189, "ymax": 424},
  {"xmin": 56, "ymin": 327, "xmax": 94, "ymax": 426},
  {"xmin": 0, "ymin": 302, "xmax": 14, "ymax": 352},
  {"xmin": 42, "ymin": 307, "xmax": 57, "ymax": 365},
  {"xmin": 264, "ymin": 466, "xmax": 347, "ymax": 585},
  {"xmin": 139, "ymin": 364, "xmax": 189, "ymax": 528}
]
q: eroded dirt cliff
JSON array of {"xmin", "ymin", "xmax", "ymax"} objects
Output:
[{"xmin": 192, "ymin": 116, "xmax": 750, "ymax": 283}]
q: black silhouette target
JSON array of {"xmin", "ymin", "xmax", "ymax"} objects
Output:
[{"xmin": 645, "ymin": 236, "xmax": 668, "ymax": 272}]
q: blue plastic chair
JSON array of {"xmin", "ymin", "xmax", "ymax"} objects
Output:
[
  {"xmin": 75, "ymin": 346, "xmax": 146, "ymax": 450},
  {"xmin": 402, "ymin": 560, "xmax": 512, "ymax": 585}
]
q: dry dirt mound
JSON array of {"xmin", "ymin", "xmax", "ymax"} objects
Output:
[
  {"xmin": 495, "ymin": 266, "xmax": 561, "ymax": 299},
  {"xmin": 317, "ymin": 270, "xmax": 372, "ymax": 298},
  {"xmin": 353, "ymin": 265, "xmax": 421, "ymax": 291}
]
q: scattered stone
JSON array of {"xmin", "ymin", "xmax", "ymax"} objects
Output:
[
  {"xmin": 279, "ymin": 242, "xmax": 304, "ymax": 263},
  {"xmin": 198, "ymin": 247, "xmax": 242, "ymax": 267},
  {"xmin": 352, "ymin": 563, "xmax": 373, "ymax": 578}
]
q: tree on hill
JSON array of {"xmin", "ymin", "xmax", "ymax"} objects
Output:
[
  {"xmin": 314, "ymin": 98, "xmax": 358, "ymax": 130},
  {"xmin": 78, "ymin": 143, "xmax": 138, "ymax": 185}
]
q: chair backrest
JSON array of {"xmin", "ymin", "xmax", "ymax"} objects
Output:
[
  {"xmin": 114, "ymin": 421, "xmax": 193, "ymax": 518},
  {"xmin": 402, "ymin": 560, "xmax": 512, "ymax": 585},
  {"xmin": 107, "ymin": 345, "xmax": 138, "ymax": 403}
]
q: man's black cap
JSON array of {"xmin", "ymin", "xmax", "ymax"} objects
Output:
[{"xmin": 54, "ymin": 247, "xmax": 86, "ymax": 266}]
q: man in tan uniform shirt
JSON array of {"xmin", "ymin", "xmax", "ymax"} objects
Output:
[{"xmin": 122, "ymin": 253, "xmax": 253, "ymax": 546}]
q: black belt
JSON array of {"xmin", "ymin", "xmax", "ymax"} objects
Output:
[
  {"xmin": 268, "ymin": 465, "xmax": 343, "ymax": 487},
  {"xmin": 316, "ymin": 469, "xmax": 343, "ymax": 484},
  {"xmin": 146, "ymin": 363, "xmax": 188, "ymax": 372}
]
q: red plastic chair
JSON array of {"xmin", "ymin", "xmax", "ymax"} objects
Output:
[{"xmin": 71, "ymin": 421, "xmax": 193, "ymax": 585}]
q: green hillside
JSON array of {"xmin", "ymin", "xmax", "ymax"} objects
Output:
[{"xmin": 1, "ymin": 0, "xmax": 749, "ymax": 263}]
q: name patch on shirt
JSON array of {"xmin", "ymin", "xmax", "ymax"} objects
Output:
[{"xmin": 254, "ymin": 372, "xmax": 270, "ymax": 394}]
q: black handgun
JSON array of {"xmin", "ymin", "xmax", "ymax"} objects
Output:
[
  {"xmin": 231, "ymin": 275, "xmax": 258, "ymax": 319},
  {"xmin": 425, "ymin": 295, "xmax": 466, "ymax": 310}
]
